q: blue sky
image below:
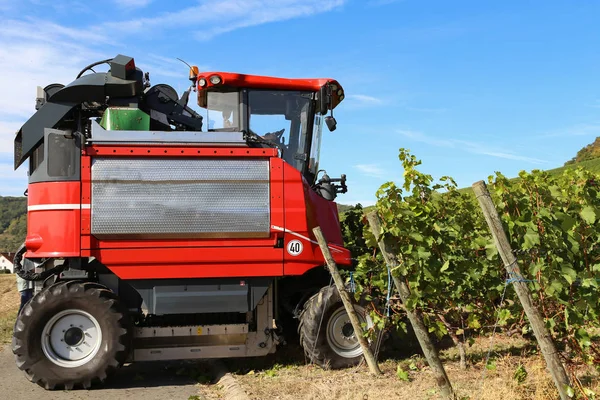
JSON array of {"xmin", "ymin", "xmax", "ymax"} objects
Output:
[{"xmin": 1, "ymin": 0, "xmax": 599, "ymax": 205}]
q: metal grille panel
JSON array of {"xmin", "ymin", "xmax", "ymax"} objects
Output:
[{"xmin": 91, "ymin": 158, "xmax": 270, "ymax": 238}]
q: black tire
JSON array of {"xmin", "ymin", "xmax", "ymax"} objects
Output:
[
  {"xmin": 12, "ymin": 281, "xmax": 132, "ymax": 390},
  {"xmin": 298, "ymin": 285, "xmax": 373, "ymax": 369}
]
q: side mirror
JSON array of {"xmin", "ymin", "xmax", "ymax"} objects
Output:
[
  {"xmin": 319, "ymin": 85, "xmax": 329, "ymax": 115},
  {"xmin": 325, "ymin": 116, "xmax": 337, "ymax": 132}
]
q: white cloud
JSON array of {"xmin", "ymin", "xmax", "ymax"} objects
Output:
[
  {"xmin": 0, "ymin": 19, "xmax": 109, "ymax": 46},
  {"xmin": 399, "ymin": 130, "xmax": 548, "ymax": 165},
  {"xmin": 0, "ymin": 20, "xmax": 108, "ymax": 120},
  {"xmin": 0, "ymin": 1, "xmax": 346, "ymax": 115},
  {"xmin": 347, "ymin": 94, "xmax": 383, "ymax": 106},
  {"xmin": 453, "ymin": 140, "xmax": 546, "ymax": 164},
  {"xmin": 0, "ymin": 2, "xmax": 346, "ymax": 191},
  {"xmin": 102, "ymin": 0, "xmax": 346, "ymax": 41},
  {"xmin": 354, "ymin": 163, "xmax": 387, "ymax": 179},
  {"xmin": 0, "ymin": 19, "xmax": 107, "ymax": 192},
  {"xmin": 115, "ymin": 0, "xmax": 153, "ymax": 8},
  {"xmin": 0, "ymin": 122, "xmax": 28, "ymax": 193},
  {"xmin": 0, "ymin": 159, "xmax": 28, "ymax": 196},
  {"xmin": 398, "ymin": 129, "xmax": 455, "ymax": 147},
  {"xmin": 27, "ymin": 0, "xmax": 92, "ymax": 14},
  {"xmin": 0, "ymin": 121, "xmax": 21, "ymax": 154}
]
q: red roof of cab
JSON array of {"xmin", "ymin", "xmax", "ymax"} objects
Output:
[
  {"xmin": 196, "ymin": 72, "xmax": 344, "ymax": 109},
  {"xmin": 197, "ymin": 72, "xmax": 342, "ymax": 91}
]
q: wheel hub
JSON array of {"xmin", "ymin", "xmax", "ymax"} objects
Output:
[
  {"xmin": 341, "ymin": 322, "xmax": 354, "ymax": 338},
  {"xmin": 326, "ymin": 306, "xmax": 371, "ymax": 359},
  {"xmin": 41, "ymin": 309, "xmax": 103, "ymax": 368},
  {"xmin": 64, "ymin": 327, "xmax": 84, "ymax": 346}
]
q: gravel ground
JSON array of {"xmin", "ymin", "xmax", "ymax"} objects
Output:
[{"xmin": 0, "ymin": 345, "xmax": 219, "ymax": 400}]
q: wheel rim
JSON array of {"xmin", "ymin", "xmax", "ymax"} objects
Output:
[
  {"xmin": 41, "ymin": 309, "xmax": 103, "ymax": 368},
  {"xmin": 325, "ymin": 305, "xmax": 371, "ymax": 359}
]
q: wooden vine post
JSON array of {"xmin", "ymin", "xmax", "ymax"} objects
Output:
[
  {"xmin": 312, "ymin": 226, "xmax": 382, "ymax": 376},
  {"xmin": 472, "ymin": 180, "xmax": 571, "ymax": 400},
  {"xmin": 366, "ymin": 212, "xmax": 455, "ymax": 400}
]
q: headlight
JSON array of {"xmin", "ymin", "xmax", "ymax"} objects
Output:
[
  {"xmin": 209, "ymin": 75, "xmax": 222, "ymax": 85},
  {"xmin": 198, "ymin": 78, "xmax": 207, "ymax": 87}
]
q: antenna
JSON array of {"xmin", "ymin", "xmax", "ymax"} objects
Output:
[{"xmin": 176, "ymin": 58, "xmax": 192, "ymax": 69}]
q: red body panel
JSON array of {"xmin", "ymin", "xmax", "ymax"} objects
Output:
[
  {"xmin": 86, "ymin": 146, "xmax": 278, "ymax": 158},
  {"xmin": 281, "ymin": 163, "xmax": 350, "ymax": 275},
  {"xmin": 94, "ymin": 247, "xmax": 284, "ymax": 279},
  {"xmin": 27, "ymin": 143, "xmax": 350, "ymax": 279},
  {"xmin": 26, "ymin": 181, "xmax": 81, "ymax": 258}
]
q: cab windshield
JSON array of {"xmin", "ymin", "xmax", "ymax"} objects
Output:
[
  {"xmin": 248, "ymin": 90, "xmax": 313, "ymax": 173},
  {"xmin": 198, "ymin": 89, "xmax": 320, "ymax": 181}
]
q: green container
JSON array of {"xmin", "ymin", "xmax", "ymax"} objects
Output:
[{"xmin": 100, "ymin": 107, "xmax": 150, "ymax": 131}]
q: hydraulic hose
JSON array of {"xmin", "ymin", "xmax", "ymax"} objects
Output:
[
  {"xmin": 13, "ymin": 243, "xmax": 63, "ymax": 281},
  {"xmin": 76, "ymin": 58, "xmax": 113, "ymax": 79}
]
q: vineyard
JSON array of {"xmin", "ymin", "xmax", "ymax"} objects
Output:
[{"xmin": 342, "ymin": 149, "xmax": 600, "ymax": 398}]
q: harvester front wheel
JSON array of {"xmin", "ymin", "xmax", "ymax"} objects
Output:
[
  {"xmin": 298, "ymin": 285, "xmax": 373, "ymax": 369},
  {"xmin": 12, "ymin": 281, "xmax": 132, "ymax": 390}
]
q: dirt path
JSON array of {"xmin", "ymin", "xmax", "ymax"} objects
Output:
[{"xmin": 0, "ymin": 345, "xmax": 220, "ymax": 400}]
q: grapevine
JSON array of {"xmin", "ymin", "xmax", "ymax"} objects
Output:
[{"xmin": 346, "ymin": 148, "xmax": 600, "ymax": 370}]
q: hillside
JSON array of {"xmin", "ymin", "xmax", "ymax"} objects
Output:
[
  {"xmin": 0, "ymin": 197, "xmax": 27, "ymax": 252},
  {"xmin": 548, "ymin": 156, "xmax": 600, "ymax": 176},
  {"xmin": 565, "ymin": 136, "xmax": 600, "ymax": 165}
]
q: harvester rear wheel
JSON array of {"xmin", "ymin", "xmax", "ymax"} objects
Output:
[
  {"xmin": 12, "ymin": 281, "xmax": 132, "ymax": 390},
  {"xmin": 298, "ymin": 285, "xmax": 373, "ymax": 369}
]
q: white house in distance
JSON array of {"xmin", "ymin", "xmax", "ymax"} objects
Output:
[{"xmin": 0, "ymin": 252, "xmax": 14, "ymax": 273}]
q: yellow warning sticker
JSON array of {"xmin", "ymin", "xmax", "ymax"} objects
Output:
[{"xmin": 197, "ymin": 327, "xmax": 202, "ymax": 335}]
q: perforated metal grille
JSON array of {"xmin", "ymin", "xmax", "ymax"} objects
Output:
[{"xmin": 91, "ymin": 158, "xmax": 270, "ymax": 238}]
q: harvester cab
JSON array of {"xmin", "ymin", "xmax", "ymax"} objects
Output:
[
  {"xmin": 193, "ymin": 69, "xmax": 348, "ymax": 198},
  {"xmin": 10, "ymin": 55, "xmax": 370, "ymax": 391}
]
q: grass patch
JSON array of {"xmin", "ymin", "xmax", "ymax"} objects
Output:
[
  {"xmin": 0, "ymin": 274, "xmax": 19, "ymax": 344},
  {"xmin": 0, "ymin": 310, "xmax": 17, "ymax": 344},
  {"xmin": 231, "ymin": 334, "xmax": 600, "ymax": 400}
]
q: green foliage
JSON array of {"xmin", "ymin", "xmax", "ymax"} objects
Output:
[
  {"xmin": 565, "ymin": 384, "xmax": 575, "ymax": 398},
  {"xmin": 340, "ymin": 204, "xmax": 369, "ymax": 259},
  {"xmin": 346, "ymin": 148, "xmax": 600, "ymax": 367},
  {"xmin": 0, "ymin": 196, "xmax": 27, "ymax": 252},
  {"xmin": 513, "ymin": 363, "xmax": 528, "ymax": 384},
  {"xmin": 264, "ymin": 363, "xmax": 283, "ymax": 377},
  {"xmin": 363, "ymin": 149, "xmax": 504, "ymax": 342},
  {"xmin": 490, "ymin": 167, "xmax": 600, "ymax": 362},
  {"xmin": 396, "ymin": 365, "xmax": 410, "ymax": 381}
]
